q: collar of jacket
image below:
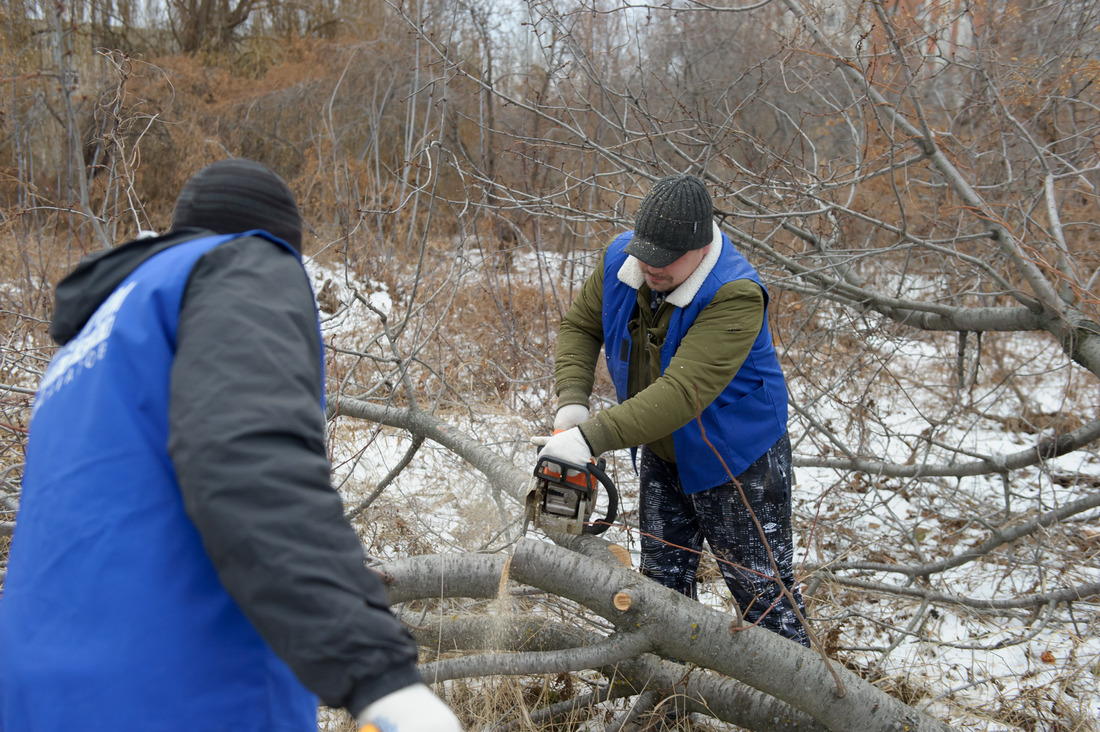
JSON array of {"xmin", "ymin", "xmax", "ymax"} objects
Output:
[{"xmin": 617, "ymin": 220, "xmax": 723, "ymax": 307}]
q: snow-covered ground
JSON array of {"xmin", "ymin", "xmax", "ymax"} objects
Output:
[{"xmin": 307, "ymin": 251, "xmax": 1100, "ymax": 731}]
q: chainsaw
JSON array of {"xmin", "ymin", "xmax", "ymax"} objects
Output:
[{"xmin": 524, "ymin": 453, "xmax": 619, "ymax": 536}]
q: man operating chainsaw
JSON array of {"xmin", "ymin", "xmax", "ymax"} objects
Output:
[
  {"xmin": 0, "ymin": 158, "xmax": 462, "ymax": 732},
  {"xmin": 534, "ymin": 173, "xmax": 810, "ymax": 646}
]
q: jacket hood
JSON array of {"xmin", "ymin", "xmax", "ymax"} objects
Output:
[{"xmin": 50, "ymin": 229, "xmax": 209, "ymax": 345}]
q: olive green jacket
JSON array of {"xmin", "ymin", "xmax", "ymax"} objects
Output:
[{"xmin": 556, "ymin": 236, "xmax": 766, "ymax": 463}]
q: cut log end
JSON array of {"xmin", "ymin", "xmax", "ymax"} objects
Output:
[{"xmin": 607, "ymin": 544, "xmax": 632, "ymax": 567}]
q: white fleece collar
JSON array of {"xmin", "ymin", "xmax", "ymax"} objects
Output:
[{"xmin": 618, "ymin": 220, "xmax": 722, "ymax": 307}]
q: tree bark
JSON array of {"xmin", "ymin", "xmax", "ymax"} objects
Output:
[
  {"xmin": 507, "ymin": 539, "xmax": 956, "ymax": 732},
  {"xmin": 377, "ymin": 546, "xmax": 958, "ymax": 732},
  {"xmin": 401, "ymin": 612, "xmax": 829, "ymax": 732}
]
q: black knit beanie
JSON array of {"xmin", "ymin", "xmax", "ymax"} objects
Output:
[
  {"xmin": 626, "ymin": 174, "xmax": 713, "ymax": 268},
  {"xmin": 171, "ymin": 158, "xmax": 302, "ymax": 253}
]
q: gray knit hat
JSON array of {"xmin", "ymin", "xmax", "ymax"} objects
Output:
[
  {"xmin": 171, "ymin": 158, "xmax": 302, "ymax": 253},
  {"xmin": 625, "ymin": 174, "xmax": 713, "ymax": 268}
]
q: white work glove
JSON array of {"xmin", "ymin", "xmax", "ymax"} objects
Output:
[
  {"xmin": 553, "ymin": 404, "xmax": 590, "ymax": 432},
  {"xmin": 356, "ymin": 683, "xmax": 462, "ymax": 732},
  {"xmin": 530, "ymin": 426, "xmax": 592, "ymax": 466}
]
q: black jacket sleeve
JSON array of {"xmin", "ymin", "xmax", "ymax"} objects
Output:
[{"xmin": 167, "ymin": 236, "xmax": 421, "ymax": 715}]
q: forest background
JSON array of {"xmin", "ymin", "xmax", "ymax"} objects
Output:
[{"xmin": 1, "ymin": 0, "xmax": 1100, "ymax": 730}]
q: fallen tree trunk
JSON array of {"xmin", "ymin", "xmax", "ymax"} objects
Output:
[
  {"xmin": 508, "ymin": 539, "xmax": 954, "ymax": 732},
  {"xmin": 403, "ymin": 612, "xmax": 829, "ymax": 732},
  {"xmin": 377, "ymin": 548, "xmax": 958, "ymax": 731}
]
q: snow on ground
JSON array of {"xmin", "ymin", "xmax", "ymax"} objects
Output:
[{"xmin": 305, "ymin": 253, "xmax": 1100, "ymax": 730}]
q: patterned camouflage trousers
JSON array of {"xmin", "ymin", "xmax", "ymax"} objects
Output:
[{"xmin": 638, "ymin": 433, "xmax": 811, "ymax": 646}]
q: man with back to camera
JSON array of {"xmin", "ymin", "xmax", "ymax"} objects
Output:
[
  {"xmin": 534, "ymin": 173, "xmax": 811, "ymax": 646},
  {"xmin": 0, "ymin": 158, "xmax": 463, "ymax": 731}
]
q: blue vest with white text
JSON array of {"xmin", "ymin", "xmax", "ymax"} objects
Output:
[
  {"xmin": 602, "ymin": 231, "xmax": 789, "ymax": 492},
  {"xmin": 0, "ymin": 232, "xmax": 320, "ymax": 731}
]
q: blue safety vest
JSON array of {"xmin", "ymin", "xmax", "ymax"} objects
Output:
[
  {"xmin": 602, "ymin": 231, "xmax": 789, "ymax": 492},
  {"xmin": 0, "ymin": 232, "xmax": 319, "ymax": 731}
]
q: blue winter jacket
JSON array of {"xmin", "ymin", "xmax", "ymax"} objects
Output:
[
  {"xmin": 0, "ymin": 233, "xmax": 319, "ymax": 731},
  {"xmin": 601, "ymin": 230, "xmax": 789, "ymax": 491}
]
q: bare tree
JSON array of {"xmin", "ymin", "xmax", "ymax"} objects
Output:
[{"xmin": 339, "ymin": 0, "xmax": 1100, "ymax": 728}]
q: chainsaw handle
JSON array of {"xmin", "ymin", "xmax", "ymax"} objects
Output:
[{"xmin": 585, "ymin": 460, "xmax": 618, "ymax": 535}]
